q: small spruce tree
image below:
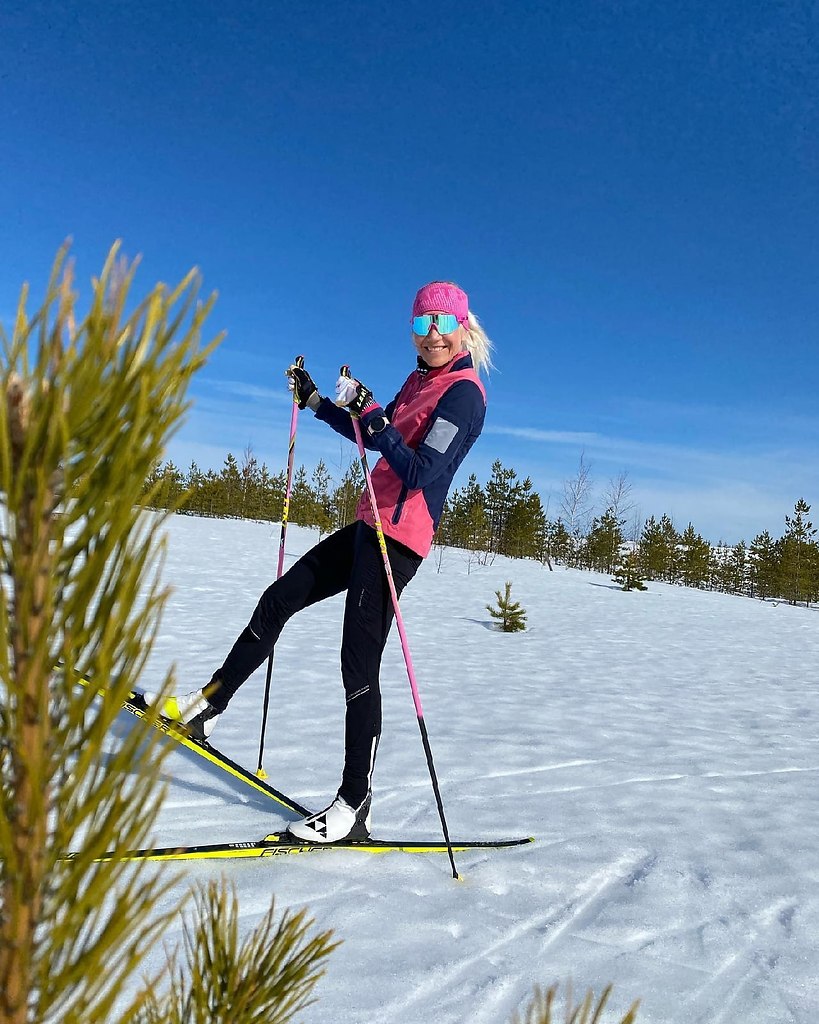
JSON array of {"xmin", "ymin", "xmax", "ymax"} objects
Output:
[{"xmin": 487, "ymin": 581, "xmax": 527, "ymax": 631}]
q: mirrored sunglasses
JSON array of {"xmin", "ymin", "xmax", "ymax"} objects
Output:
[{"xmin": 412, "ymin": 313, "xmax": 461, "ymax": 336}]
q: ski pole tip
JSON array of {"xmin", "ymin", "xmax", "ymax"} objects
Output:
[{"xmin": 256, "ymin": 768, "xmax": 268, "ymax": 780}]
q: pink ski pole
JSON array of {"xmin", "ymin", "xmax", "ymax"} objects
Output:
[
  {"xmin": 256, "ymin": 356, "xmax": 302, "ymax": 778},
  {"xmin": 349, "ymin": 411, "xmax": 460, "ymax": 879}
]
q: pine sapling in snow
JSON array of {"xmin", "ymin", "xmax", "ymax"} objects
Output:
[
  {"xmin": 612, "ymin": 550, "xmax": 648, "ymax": 592},
  {"xmin": 487, "ymin": 581, "xmax": 527, "ymax": 632}
]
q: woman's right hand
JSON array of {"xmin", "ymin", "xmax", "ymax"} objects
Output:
[{"xmin": 286, "ymin": 357, "xmax": 321, "ymax": 411}]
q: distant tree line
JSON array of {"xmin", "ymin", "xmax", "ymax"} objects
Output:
[
  {"xmin": 143, "ymin": 447, "xmax": 363, "ymax": 538},
  {"xmin": 142, "ymin": 452, "xmax": 819, "ymax": 607},
  {"xmin": 607, "ymin": 502, "xmax": 818, "ymax": 606}
]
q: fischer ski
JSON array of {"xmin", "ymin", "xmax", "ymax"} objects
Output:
[
  {"xmin": 78, "ymin": 832, "xmax": 535, "ymax": 863},
  {"xmin": 73, "ymin": 675, "xmax": 535, "ymax": 866},
  {"xmin": 75, "ymin": 676, "xmax": 310, "ymax": 816}
]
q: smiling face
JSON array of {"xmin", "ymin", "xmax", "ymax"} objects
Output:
[{"xmin": 412, "ymin": 310, "xmax": 467, "ymax": 369}]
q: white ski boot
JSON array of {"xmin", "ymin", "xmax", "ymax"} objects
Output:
[{"xmin": 288, "ymin": 792, "xmax": 372, "ymax": 843}]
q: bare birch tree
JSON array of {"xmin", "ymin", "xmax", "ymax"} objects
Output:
[{"xmin": 560, "ymin": 452, "xmax": 594, "ymax": 554}]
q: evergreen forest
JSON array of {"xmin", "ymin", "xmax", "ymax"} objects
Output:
[{"xmin": 143, "ymin": 454, "xmax": 819, "ymax": 607}]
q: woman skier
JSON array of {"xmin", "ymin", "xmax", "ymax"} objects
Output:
[{"xmin": 147, "ymin": 281, "xmax": 493, "ymax": 842}]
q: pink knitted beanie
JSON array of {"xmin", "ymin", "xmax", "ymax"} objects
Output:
[{"xmin": 411, "ymin": 282, "xmax": 469, "ymax": 324}]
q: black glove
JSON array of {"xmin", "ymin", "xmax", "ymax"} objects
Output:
[
  {"xmin": 286, "ymin": 356, "xmax": 321, "ymax": 411},
  {"xmin": 335, "ymin": 364, "xmax": 377, "ymax": 417}
]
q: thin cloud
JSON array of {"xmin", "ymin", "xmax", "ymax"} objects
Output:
[
  {"xmin": 481, "ymin": 419, "xmax": 818, "ymax": 542},
  {"xmin": 484, "ymin": 423, "xmax": 814, "ymax": 483},
  {"xmin": 486, "ymin": 426, "xmax": 601, "ymax": 446},
  {"xmin": 197, "ymin": 379, "xmax": 290, "ymax": 402}
]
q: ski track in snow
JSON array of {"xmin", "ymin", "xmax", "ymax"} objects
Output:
[{"xmin": 103, "ymin": 515, "xmax": 819, "ymax": 1024}]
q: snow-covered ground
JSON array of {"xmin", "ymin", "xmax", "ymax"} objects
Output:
[{"xmin": 116, "ymin": 514, "xmax": 819, "ymax": 1023}]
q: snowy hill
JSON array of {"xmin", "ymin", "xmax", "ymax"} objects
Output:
[{"xmin": 118, "ymin": 514, "xmax": 819, "ymax": 1023}]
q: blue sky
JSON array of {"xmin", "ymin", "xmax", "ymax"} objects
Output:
[{"xmin": 2, "ymin": 0, "xmax": 817, "ymax": 543}]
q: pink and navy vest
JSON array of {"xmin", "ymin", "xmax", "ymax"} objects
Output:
[{"xmin": 355, "ymin": 354, "xmax": 486, "ymax": 557}]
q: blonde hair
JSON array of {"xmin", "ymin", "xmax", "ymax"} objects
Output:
[{"xmin": 463, "ymin": 308, "xmax": 495, "ymax": 377}]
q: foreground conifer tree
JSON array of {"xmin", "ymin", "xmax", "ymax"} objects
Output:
[{"xmin": 0, "ymin": 246, "xmax": 335, "ymax": 1024}]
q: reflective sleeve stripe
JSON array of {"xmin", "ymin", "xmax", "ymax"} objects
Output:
[{"xmin": 423, "ymin": 416, "xmax": 459, "ymax": 454}]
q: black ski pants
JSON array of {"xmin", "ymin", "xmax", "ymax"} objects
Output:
[{"xmin": 209, "ymin": 521, "xmax": 422, "ymax": 807}]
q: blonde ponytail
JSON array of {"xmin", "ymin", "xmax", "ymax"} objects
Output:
[{"xmin": 464, "ymin": 309, "xmax": 494, "ymax": 377}]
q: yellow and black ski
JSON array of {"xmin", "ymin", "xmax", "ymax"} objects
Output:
[
  {"xmin": 76, "ymin": 677, "xmax": 311, "ymax": 817},
  {"xmin": 81, "ymin": 832, "xmax": 535, "ymax": 862},
  {"xmin": 74, "ymin": 675, "xmax": 535, "ymax": 864}
]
